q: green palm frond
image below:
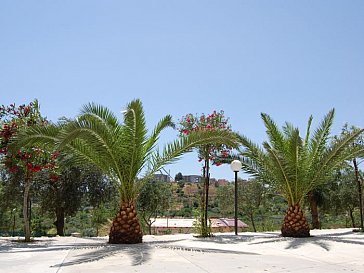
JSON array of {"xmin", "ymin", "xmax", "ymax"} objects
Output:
[
  {"xmin": 261, "ymin": 113, "xmax": 286, "ymax": 154},
  {"xmin": 238, "ymin": 109, "xmax": 364, "ymax": 206},
  {"xmin": 147, "ymin": 130, "xmax": 238, "ymax": 178},
  {"xmin": 9, "ymin": 122, "xmax": 63, "ymax": 151},
  {"xmin": 236, "ymin": 133, "xmax": 275, "ymax": 188},
  {"xmin": 308, "ymin": 109, "xmax": 335, "ymax": 170},
  {"xmin": 144, "ymin": 115, "xmax": 174, "ymax": 159},
  {"xmin": 309, "ymin": 127, "xmax": 364, "ymax": 190},
  {"xmin": 80, "ymin": 102, "xmax": 120, "ymax": 128}
]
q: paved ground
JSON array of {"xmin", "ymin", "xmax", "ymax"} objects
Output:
[{"xmin": 0, "ymin": 228, "xmax": 363, "ymax": 273}]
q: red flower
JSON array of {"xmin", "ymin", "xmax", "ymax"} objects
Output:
[
  {"xmin": 9, "ymin": 166, "xmax": 17, "ymax": 173},
  {"xmin": 51, "ymin": 151, "xmax": 60, "ymax": 159},
  {"xmin": 50, "ymin": 174, "xmax": 59, "ymax": 182}
]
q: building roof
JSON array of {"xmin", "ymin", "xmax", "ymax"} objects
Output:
[{"xmin": 211, "ymin": 218, "xmax": 249, "ymax": 228}]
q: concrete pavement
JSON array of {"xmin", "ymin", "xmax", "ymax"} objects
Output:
[{"xmin": 0, "ymin": 228, "xmax": 363, "ymax": 272}]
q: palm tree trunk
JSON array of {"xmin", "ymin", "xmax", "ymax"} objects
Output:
[
  {"xmin": 281, "ymin": 204, "xmax": 310, "ymax": 237},
  {"xmin": 109, "ymin": 201, "xmax": 142, "ymax": 244}
]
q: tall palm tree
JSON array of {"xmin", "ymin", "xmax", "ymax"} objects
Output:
[
  {"xmin": 238, "ymin": 109, "xmax": 364, "ymax": 237},
  {"xmin": 13, "ymin": 99, "xmax": 237, "ymax": 243}
]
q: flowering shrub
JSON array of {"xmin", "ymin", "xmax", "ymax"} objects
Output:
[
  {"xmin": 179, "ymin": 110, "xmax": 232, "ymax": 166},
  {"xmin": 0, "ymin": 100, "xmax": 58, "ymax": 180}
]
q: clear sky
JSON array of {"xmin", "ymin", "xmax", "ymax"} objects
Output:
[{"xmin": 1, "ymin": 1, "xmax": 363, "ymax": 180}]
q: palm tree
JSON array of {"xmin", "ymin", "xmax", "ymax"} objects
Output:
[
  {"xmin": 13, "ymin": 99, "xmax": 237, "ymax": 243},
  {"xmin": 238, "ymin": 109, "xmax": 364, "ymax": 237}
]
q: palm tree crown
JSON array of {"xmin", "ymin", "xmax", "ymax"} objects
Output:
[{"xmin": 238, "ymin": 109, "xmax": 363, "ymax": 206}]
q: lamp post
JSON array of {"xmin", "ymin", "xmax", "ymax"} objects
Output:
[
  {"xmin": 12, "ymin": 208, "xmax": 16, "ymax": 237},
  {"xmin": 353, "ymin": 158, "xmax": 363, "ymax": 232},
  {"xmin": 230, "ymin": 160, "xmax": 242, "ymax": 235}
]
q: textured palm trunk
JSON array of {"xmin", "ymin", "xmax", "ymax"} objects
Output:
[
  {"xmin": 109, "ymin": 202, "xmax": 142, "ymax": 244},
  {"xmin": 281, "ymin": 204, "xmax": 310, "ymax": 237}
]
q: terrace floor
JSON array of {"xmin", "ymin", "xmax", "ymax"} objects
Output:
[{"xmin": 1, "ymin": 228, "xmax": 363, "ymax": 273}]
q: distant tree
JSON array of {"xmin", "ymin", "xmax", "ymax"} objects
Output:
[
  {"xmin": 216, "ymin": 184, "xmax": 233, "ymax": 217},
  {"xmin": 35, "ymin": 167, "xmax": 81, "ymax": 235},
  {"xmin": 175, "ymin": 172, "xmax": 183, "ymax": 182},
  {"xmin": 177, "ymin": 180, "xmax": 185, "ymax": 189},
  {"xmin": 216, "ymin": 180, "xmax": 265, "ymax": 232},
  {"xmin": 91, "ymin": 204, "xmax": 111, "ymax": 237},
  {"xmin": 137, "ymin": 180, "xmax": 172, "ymax": 235},
  {"xmin": 340, "ymin": 124, "xmax": 364, "ymax": 231},
  {"xmin": 240, "ymin": 180, "xmax": 265, "ymax": 232},
  {"xmin": 321, "ymin": 167, "xmax": 362, "ymax": 228},
  {"xmin": 35, "ymin": 165, "xmax": 117, "ymax": 236},
  {"xmin": 0, "ymin": 165, "xmax": 22, "ymax": 211}
]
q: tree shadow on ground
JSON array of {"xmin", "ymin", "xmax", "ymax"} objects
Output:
[
  {"xmin": 154, "ymin": 243, "xmax": 259, "ymax": 256},
  {"xmin": 0, "ymin": 238, "xmax": 56, "ymax": 252},
  {"xmin": 193, "ymin": 233, "xmax": 279, "ymax": 245},
  {"xmin": 51, "ymin": 243, "xmax": 152, "ymax": 267},
  {"xmin": 246, "ymin": 230, "xmax": 364, "ymax": 251},
  {"xmin": 0, "ymin": 237, "xmax": 186, "ymax": 267}
]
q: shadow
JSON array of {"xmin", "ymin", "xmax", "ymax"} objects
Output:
[
  {"xmin": 0, "ymin": 238, "xmax": 56, "ymax": 252},
  {"xmin": 154, "ymin": 244, "xmax": 259, "ymax": 256},
  {"xmin": 1, "ymin": 229, "xmax": 363, "ymax": 268},
  {"xmin": 246, "ymin": 230, "xmax": 364, "ymax": 251},
  {"xmin": 51, "ymin": 243, "xmax": 152, "ymax": 267},
  {"xmin": 193, "ymin": 233, "xmax": 279, "ymax": 245}
]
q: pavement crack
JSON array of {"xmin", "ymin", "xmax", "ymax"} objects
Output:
[{"xmin": 54, "ymin": 237, "xmax": 78, "ymax": 273}]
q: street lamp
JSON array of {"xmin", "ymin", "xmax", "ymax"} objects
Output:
[
  {"xmin": 12, "ymin": 208, "xmax": 16, "ymax": 237},
  {"xmin": 230, "ymin": 160, "xmax": 242, "ymax": 235}
]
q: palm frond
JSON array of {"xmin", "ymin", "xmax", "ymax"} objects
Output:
[
  {"xmin": 9, "ymin": 122, "xmax": 63, "ymax": 151},
  {"xmin": 238, "ymin": 109, "xmax": 360, "ymax": 206},
  {"xmin": 80, "ymin": 102, "xmax": 120, "ymax": 128},
  {"xmin": 147, "ymin": 130, "xmax": 238, "ymax": 178},
  {"xmin": 143, "ymin": 115, "xmax": 174, "ymax": 164},
  {"xmin": 309, "ymin": 128, "xmax": 364, "ymax": 191},
  {"xmin": 122, "ymin": 99, "xmax": 148, "ymax": 187},
  {"xmin": 308, "ymin": 109, "xmax": 335, "ymax": 170},
  {"xmin": 261, "ymin": 113, "xmax": 287, "ymax": 154}
]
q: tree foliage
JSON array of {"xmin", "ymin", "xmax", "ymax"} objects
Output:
[
  {"xmin": 137, "ymin": 180, "xmax": 172, "ymax": 234},
  {"xmin": 0, "ymin": 100, "xmax": 59, "ymax": 241}
]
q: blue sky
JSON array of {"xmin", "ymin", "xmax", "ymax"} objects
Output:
[{"xmin": 1, "ymin": 1, "xmax": 363, "ymax": 180}]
